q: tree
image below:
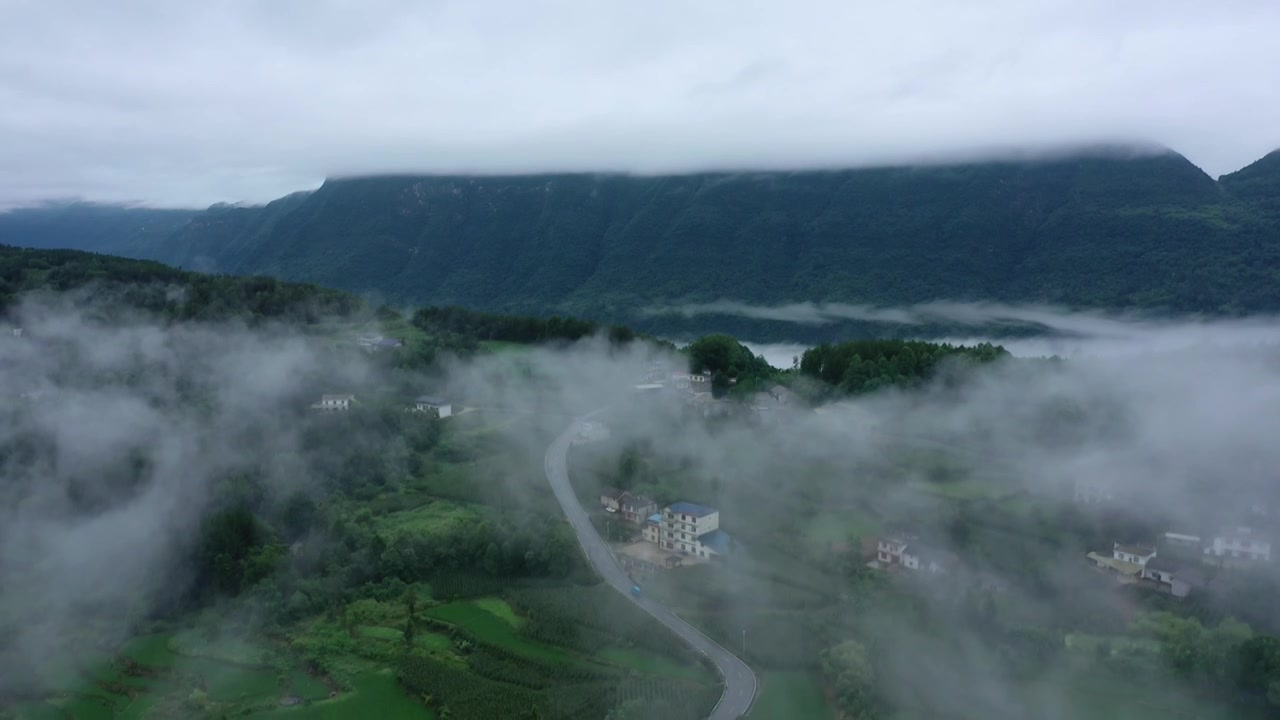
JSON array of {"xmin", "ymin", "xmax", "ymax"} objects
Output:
[{"xmin": 821, "ymin": 639, "xmax": 879, "ymax": 719}]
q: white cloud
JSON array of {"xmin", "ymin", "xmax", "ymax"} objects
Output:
[{"xmin": 0, "ymin": 0, "xmax": 1277, "ymax": 207}]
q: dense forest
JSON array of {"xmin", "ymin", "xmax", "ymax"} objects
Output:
[
  {"xmin": 799, "ymin": 339, "xmax": 1008, "ymax": 395},
  {"xmin": 3, "ymin": 147, "xmax": 1279, "ymax": 342}
]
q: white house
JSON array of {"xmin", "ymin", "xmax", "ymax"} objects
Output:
[
  {"xmin": 1205, "ymin": 527, "xmax": 1271, "ymax": 562},
  {"xmin": 1086, "ymin": 542, "xmax": 1156, "ymax": 584},
  {"xmin": 414, "ymin": 395, "xmax": 452, "ymax": 418},
  {"xmin": 876, "ymin": 536, "xmax": 910, "ymax": 567},
  {"xmin": 902, "ymin": 546, "xmax": 953, "ymax": 574},
  {"xmin": 657, "ymin": 501, "xmax": 733, "ymax": 558},
  {"xmin": 875, "ymin": 535, "xmax": 952, "ymax": 574},
  {"xmin": 1141, "ymin": 556, "xmax": 1204, "ymax": 598},
  {"xmin": 1112, "ymin": 543, "xmax": 1156, "ymax": 566},
  {"xmin": 312, "ymin": 394, "xmax": 355, "ymax": 412}
]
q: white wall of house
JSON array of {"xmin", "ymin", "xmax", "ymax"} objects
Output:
[
  {"xmin": 1206, "ymin": 533, "xmax": 1271, "ymax": 562},
  {"xmin": 877, "ymin": 539, "xmax": 907, "ymax": 565},
  {"xmin": 664, "ymin": 508, "xmax": 719, "ymax": 535},
  {"xmin": 417, "ymin": 402, "xmax": 452, "ymax": 418},
  {"xmin": 1112, "ymin": 547, "xmax": 1155, "ymax": 565},
  {"xmin": 643, "ymin": 523, "xmax": 659, "ymax": 543},
  {"xmin": 315, "ymin": 395, "xmax": 353, "ymax": 411}
]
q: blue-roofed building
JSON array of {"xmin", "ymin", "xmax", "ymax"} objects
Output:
[
  {"xmin": 658, "ymin": 500, "xmax": 732, "ymax": 558},
  {"xmin": 699, "ymin": 529, "xmax": 734, "ymax": 556},
  {"xmin": 643, "ymin": 513, "xmax": 662, "ymax": 543},
  {"xmin": 667, "ymin": 501, "xmax": 717, "ymax": 518}
]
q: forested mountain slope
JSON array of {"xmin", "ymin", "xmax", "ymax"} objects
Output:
[{"xmin": 3, "ymin": 147, "xmax": 1279, "ymax": 339}]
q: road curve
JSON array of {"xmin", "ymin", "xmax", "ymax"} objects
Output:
[{"xmin": 544, "ymin": 411, "xmax": 758, "ymax": 720}]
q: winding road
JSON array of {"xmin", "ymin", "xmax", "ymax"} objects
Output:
[{"xmin": 543, "ymin": 411, "xmax": 758, "ymax": 720}]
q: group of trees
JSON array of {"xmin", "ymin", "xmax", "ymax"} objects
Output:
[
  {"xmin": 0, "ymin": 245, "xmax": 362, "ymax": 323},
  {"xmin": 1128, "ymin": 612, "xmax": 1280, "ymax": 712},
  {"xmin": 799, "ymin": 339, "xmax": 1007, "ymax": 395},
  {"xmin": 412, "ymin": 305, "xmax": 639, "ymax": 346},
  {"xmin": 684, "ymin": 334, "xmax": 775, "ymax": 394}
]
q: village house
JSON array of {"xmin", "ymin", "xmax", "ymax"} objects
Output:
[
  {"xmin": 356, "ymin": 334, "xmax": 402, "ymax": 351},
  {"xmin": 1087, "ymin": 542, "xmax": 1157, "ymax": 584},
  {"xmin": 654, "ymin": 501, "xmax": 733, "ymax": 559},
  {"xmin": 311, "ymin": 394, "xmax": 355, "ymax": 412},
  {"xmin": 669, "ymin": 370, "xmax": 712, "ymax": 395},
  {"xmin": 1140, "ymin": 556, "xmax": 1206, "ymax": 598},
  {"xmin": 874, "ymin": 534, "xmax": 954, "ymax": 574},
  {"xmin": 413, "ymin": 395, "xmax": 452, "ymax": 418},
  {"xmin": 643, "ymin": 513, "xmax": 661, "ymax": 543},
  {"xmin": 876, "ymin": 536, "xmax": 909, "ymax": 567},
  {"xmin": 600, "ymin": 487, "xmax": 628, "ymax": 513},
  {"xmin": 620, "ymin": 494, "xmax": 657, "ymax": 525},
  {"xmin": 1204, "ymin": 526, "xmax": 1271, "ymax": 563}
]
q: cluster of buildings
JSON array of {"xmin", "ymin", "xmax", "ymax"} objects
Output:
[
  {"xmin": 309, "ymin": 393, "xmax": 452, "ymax": 418},
  {"xmin": 871, "ymin": 534, "xmax": 957, "ymax": 576},
  {"xmin": 599, "ymin": 488, "xmax": 735, "ymax": 570},
  {"xmin": 1087, "ymin": 527, "xmax": 1272, "ymax": 598},
  {"xmin": 633, "ymin": 363, "xmax": 802, "ymax": 421},
  {"xmin": 356, "ymin": 333, "xmax": 403, "ymax": 352}
]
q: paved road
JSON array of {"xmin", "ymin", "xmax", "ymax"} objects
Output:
[{"xmin": 543, "ymin": 411, "xmax": 758, "ymax": 720}]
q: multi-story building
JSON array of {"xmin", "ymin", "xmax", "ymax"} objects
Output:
[
  {"xmin": 1205, "ymin": 527, "xmax": 1271, "ymax": 562},
  {"xmin": 656, "ymin": 501, "xmax": 732, "ymax": 558}
]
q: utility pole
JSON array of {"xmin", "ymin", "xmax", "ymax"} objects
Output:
[{"xmin": 742, "ymin": 628, "xmax": 746, "ymax": 655}]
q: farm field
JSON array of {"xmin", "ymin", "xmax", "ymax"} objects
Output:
[
  {"xmin": 250, "ymin": 671, "xmax": 434, "ymax": 720},
  {"xmin": 748, "ymin": 671, "xmax": 835, "ymax": 720}
]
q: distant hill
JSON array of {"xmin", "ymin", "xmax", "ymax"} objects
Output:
[
  {"xmin": 0, "ymin": 203, "xmax": 196, "ymax": 257},
  {"xmin": 2, "ymin": 147, "xmax": 1279, "ymax": 341}
]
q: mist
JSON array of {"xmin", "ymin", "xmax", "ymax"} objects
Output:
[
  {"xmin": 435, "ymin": 310, "xmax": 1280, "ymax": 717},
  {"xmin": 695, "ymin": 300, "xmax": 1280, "ymax": 363},
  {"xmin": 1, "ymin": 0, "xmax": 1278, "ymax": 207},
  {"xmin": 0, "ymin": 292, "xmax": 379, "ymax": 692},
  {"xmin": 5, "ymin": 289, "xmax": 1280, "ymax": 716}
]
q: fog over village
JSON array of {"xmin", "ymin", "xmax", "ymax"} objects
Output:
[
  {"xmin": 1, "ymin": 1, "xmax": 1279, "ymax": 718},
  {"xmin": 4, "ymin": 286, "xmax": 1280, "ymax": 717}
]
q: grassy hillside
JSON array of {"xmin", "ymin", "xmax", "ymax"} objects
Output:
[{"xmin": 2, "ymin": 147, "xmax": 1279, "ymax": 340}]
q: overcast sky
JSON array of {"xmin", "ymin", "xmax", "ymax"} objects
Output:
[{"xmin": 2, "ymin": 0, "xmax": 1277, "ymax": 208}]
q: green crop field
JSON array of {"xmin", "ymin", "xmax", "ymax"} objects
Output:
[
  {"xmin": 749, "ymin": 671, "xmax": 835, "ymax": 720},
  {"xmin": 598, "ymin": 647, "xmax": 709, "ymax": 680},
  {"xmin": 424, "ymin": 600, "xmax": 589, "ymax": 665},
  {"xmin": 374, "ymin": 499, "xmax": 484, "ymax": 535},
  {"xmin": 250, "ymin": 670, "xmax": 435, "ymax": 720},
  {"xmin": 472, "ymin": 597, "xmax": 524, "ymax": 628}
]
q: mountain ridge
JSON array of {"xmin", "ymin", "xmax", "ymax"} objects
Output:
[{"xmin": 2, "ymin": 147, "xmax": 1278, "ymax": 341}]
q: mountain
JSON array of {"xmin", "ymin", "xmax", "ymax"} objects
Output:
[
  {"xmin": 0, "ymin": 203, "xmax": 196, "ymax": 258},
  {"xmin": 2, "ymin": 147, "xmax": 1279, "ymax": 340}
]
